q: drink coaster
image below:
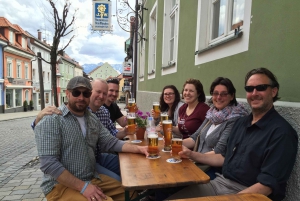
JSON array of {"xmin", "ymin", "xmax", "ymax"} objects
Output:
[
  {"xmin": 158, "ymin": 137, "xmax": 163, "ymax": 140},
  {"xmin": 166, "ymin": 158, "xmax": 182, "ymax": 163},
  {"xmin": 162, "ymin": 149, "xmax": 171, "ymax": 152},
  {"xmin": 131, "ymin": 140, "xmax": 142, "ymax": 143},
  {"xmin": 146, "ymin": 155, "xmax": 161, "ymax": 159}
]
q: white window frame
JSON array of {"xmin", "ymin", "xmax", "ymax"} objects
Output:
[
  {"xmin": 9, "ymin": 30, "xmax": 14, "ymax": 43},
  {"xmin": 195, "ymin": 0, "xmax": 251, "ymax": 65},
  {"xmin": 148, "ymin": 1, "xmax": 157, "ymax": 80},
  {"xmin": 139, "ymin": 24, "xmax": 146, "ymax": 81},
  {"xmin": 17, "ymin": 62, "xmax": 22, "ymax": 78},
  {"xmin": 32, "ymin": 69, "xmax": 36, "ymax": 81},
  {"xmin": 162, "ymin": 0, "xmax": 180, "ymax": 76},
  {"xmin": 6, "ymin": 58, "xmax": 13, "ymax": 77},
  {"xmin": 25, "ymin": 63, "xmax": 29, "ymax": 79},
  {"xmin": 22, "ymin": 36, "xmax": 26, "ymax": 48}
]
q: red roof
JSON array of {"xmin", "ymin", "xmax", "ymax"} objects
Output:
[{"xmin": 0, "ymin": 17, "xmax": 19, "ymax": 31}]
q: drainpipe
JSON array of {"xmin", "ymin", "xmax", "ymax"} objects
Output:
[{"xmin": 30, "ymin": 56, "xmax": 36, "ymax": 102}]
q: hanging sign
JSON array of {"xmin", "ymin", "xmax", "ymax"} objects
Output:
[{"xmin": 92, "ymin": 1, "xmax": 112, "ymax": 31}]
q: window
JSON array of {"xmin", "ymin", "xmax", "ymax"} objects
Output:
[
  {"xmin": 148, "ymin": 2, "xmax": 157, "ymax": 77},
  {"xmin": 162, "ymin": 0, "xmax": 180, "ymax": 75},
  {"xmin": 195, "ymin": 0, "xmax": 250, "ymax": 65},
  {"xmin": 32, "ymin": 46, "xmax": 35, "ymax": 53},
  {"xmin": 139, "ymin": 24, "xmax": 146, "ymax": 80},
  {"xmin": 6, "ymin": 89, "xmax": 13, "ymax": 108},
  {"xmin": 43, "ymin": 71, "xmax": 45, "ymax": 81},
  {"xmin": 45, "ymin": 93, "xmax": 49, "ymax": 104},
  {"xmin": 38, "ymin": 93, "xmax": 41, "ymax": 105},
  {"xmin": 25, "ymin": 90, "xmax": 29, "ymax": 102},
  {"xmin": 7, "ymin": 61, "xmax": 12, "ymax": 77},
  {"xmin": 9, "ymin": 30, "xmax": 13, "ymax": 43},
  {"xmin": 15, "ymin": 89, "xmax": 22, "ymax": 106},
  {"xmin": 32, "ymin": 69, "xmax": 36, "ymax": 81},
  {"xmin": 22, "ymin": 36, "xmax": 26, "ymax": 48},
  {"xmin": 25, "ymin": 64, "xmax": 29, "ymax": 79},
  {"xmin": 48, "ymin": 72, "xmax": 50, "ymax": 82},
  {"xmin": 17, "ymin": 63, "xmax": 21, "ymax": 78}
]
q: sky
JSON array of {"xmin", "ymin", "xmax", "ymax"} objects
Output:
[{"xmin": 0, "ymin": 0, "xmax": 136, "ymax": 65}]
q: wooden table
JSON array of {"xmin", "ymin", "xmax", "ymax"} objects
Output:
[
  {"xmin": 119, "ymin": 135, "xmax": 210, "ymax": 201},
  {"xmin": 169, "ymin": 193, "xmax": 271, "ymax": 201}
]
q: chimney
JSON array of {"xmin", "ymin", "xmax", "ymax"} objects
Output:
[{"xmin": 37, "ymin": 29, "xmax": 42, "ymax": 40}]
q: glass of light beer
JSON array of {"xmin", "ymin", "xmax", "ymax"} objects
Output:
[
  {"xmin": 171, "ymin": 138, "xmax": 183, "ymax": 160},
  {"xmin": 153, "ymin": 102, "xmax": 160, "ymax": 119},
  {"xmin": 162, "ymin": 120, "xmax": 172, "ymax": 151},
  {"xmin": 127, "ymin": 98, "xmax": 136, "ymax": 113},
  {"xmin": 160, "ymin": 112, "xmax": 168, "ymax": 123},
  {"xmin": 126, "ymin": 113, "xmax": 136, "ymax": 135},
  {"xmin": 147, "ymin": 132, "xmax": 159, "ymax": 157}
]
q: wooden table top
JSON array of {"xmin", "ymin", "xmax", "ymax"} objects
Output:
[
  {"xmin": 169, "ymin": 193, "xmax": 271, "ymax": 201},
  {"xmin": 119, "ymin": 135, "xmax": 210, "ymax": 191}
]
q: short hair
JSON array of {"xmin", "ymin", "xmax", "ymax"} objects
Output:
[
  {"xmin": 182, "ymin": 78, "xmax": 206, "ymax": 102},
  {"xmin": 106, "ymin": 77, "xmax": 119, "ymax": 85},
  {"xmin": 245, "ymin": 67, "xmax": 280, "ymax": 102},
  {"xmin": 208, "ymin": 77, "xmax": 237, "ymax": 106},
  {"xmin": 159, "ymin": 85, "xmax": 181, "ymax": 119},
  {"xmin": 91, "ymin": 78, "xmax": 107, "ymax": 89}
]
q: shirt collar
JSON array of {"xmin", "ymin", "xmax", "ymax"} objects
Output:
[{"xmin": 247, "ymin": 106, "xmax": 276, "ymax": 129}]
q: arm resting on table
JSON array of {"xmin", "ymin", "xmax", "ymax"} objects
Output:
[{"xmin": 238, "ymin": 182, "xmax": 272, "ymax": 196}]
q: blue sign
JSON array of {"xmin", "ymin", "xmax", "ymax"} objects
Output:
[{"xmin": 92, "ymin": 1, "xmax": 112, "ymax": 31}]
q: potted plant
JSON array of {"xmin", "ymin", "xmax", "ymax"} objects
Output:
[
  {"xmin": 23, "ymin": 100, "xmax": 28, "ymax": 112},
  {"xmin": 29, "ymin": 100, "xmax": 34, "ymax": 111},
  {"xmin": 135, "ymin": 110, "xmax": 150, "ymax": 140}
]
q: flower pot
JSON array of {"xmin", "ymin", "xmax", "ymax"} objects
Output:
[{"xmin": 136, "ymin": 127, "xmax": 146, "ymax": 140}]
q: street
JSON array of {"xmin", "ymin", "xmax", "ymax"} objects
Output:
[{"xmin": 0, "ymin": 117, "xmax": 45, "ymax": 200}]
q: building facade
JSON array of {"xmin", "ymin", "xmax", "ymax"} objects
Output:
[
  {"xmin": 27, "ymin": 30, "xmax": 52, "ymax": 111},
  {"xmin": 136, "ymin": 1, "xmax": 300, "ymax": 200},
  {"xmin": 0, "ymin": 17, "xmax": 35, "ymax": 113},
  {"xmin": 0, "ymin": 35, "xmax": 7, "ymax": 113},
  {"xmin": 89, "ymin": 62, "xmax": 119, "ymax": 80}
]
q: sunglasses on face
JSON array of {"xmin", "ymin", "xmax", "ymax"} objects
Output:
[
  {"xmin": 244, "ymin": 84, "xmax": 272, "ymax": 92},
  {"xmin": 70, "ymin": 90, "xmax": 92, "ymax": 98}
]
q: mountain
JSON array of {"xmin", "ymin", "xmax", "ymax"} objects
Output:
[{"xmin": 82, "ymin": 62, "xmax": 123, "ymax": 74}]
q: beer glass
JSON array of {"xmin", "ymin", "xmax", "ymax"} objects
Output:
[
  {"xmin": 126, "ymin": 113, "xmax": 136, "ymax": 135},
  {"xmin": 147, "ymin": 132, "xmax": 159, "ymax": 157},
  {"xmin": 153, "ymin": 102, "xmax": 160, "ymax": 119},
  {"xmin": 171, "ymin": 138, "xmax": 183, "ymax": 160},
  {"xmin": 160, "ymin": 112, "xmax": 168, "ymax": 123},
  {"xmin": 162, "ymin": 120, "xmax": 172, "ymax": 151},
  {"xmin": 127, "ymin": 98, "xmax": 136, "ymax": 113}
]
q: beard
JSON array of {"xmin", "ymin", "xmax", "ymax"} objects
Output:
[{"xmin": 68, "ymin": 100, "xmax": 88, "ymax": 113}]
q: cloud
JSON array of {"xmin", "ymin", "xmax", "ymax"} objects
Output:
[{"xmin": 0, "ymin": 0, "xmax": 131, "ymax": 65}]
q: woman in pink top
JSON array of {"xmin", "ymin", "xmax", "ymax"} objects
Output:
[{"xmin": 173, "ymin": 78, "xmax": 210, "ymax": 139}]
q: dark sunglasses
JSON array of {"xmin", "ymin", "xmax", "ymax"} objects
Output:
[
  {"xmin": 244, "ymin": 84, "xmax": 272, "ymax": 92},
  {"xmin": 71, "ymin": 90, "xmax": 92, "ymax": 98}
]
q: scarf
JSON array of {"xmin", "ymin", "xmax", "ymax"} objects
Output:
[{"xmin": 206, "ymin": 103, "xmax": 248, "ymax": 124}]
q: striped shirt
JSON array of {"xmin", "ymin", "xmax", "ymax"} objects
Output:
[{"xmin": 34, "ymin": 104, "xmax": 125, "ymax": 195}]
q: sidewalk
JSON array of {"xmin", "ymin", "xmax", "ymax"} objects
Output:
[{"xmin": 0, "ymin": 111, "xmax": 40, "ymax": 122}]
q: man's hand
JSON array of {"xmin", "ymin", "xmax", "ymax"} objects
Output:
[
  {"xmin": 137, "ymin": 145, "xmax": 149, "ymax": 157},
  {"xmin": 35, "ymin": 106, "xmax": 62, "ymax": 125},
  {"xmin": 179, "ymin": 145, "xmax": 192, "ymax": 159},
  {"xmin": 83, "ymin": 184, "xmax": 107, "ymax": 201}
]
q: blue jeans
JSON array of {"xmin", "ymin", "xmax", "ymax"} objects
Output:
[{"xmin": 95, "ymin": 153, "xmax": 121, "ymax": 181}]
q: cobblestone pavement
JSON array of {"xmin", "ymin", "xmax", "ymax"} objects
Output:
[{"xmin": 0, "ymin": 117, "xmax": 46, "ymax": 201}]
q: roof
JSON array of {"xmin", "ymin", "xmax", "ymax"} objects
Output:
[
  {"xmin": 25, "ymin": 31, "xmax": 51, "ymax": 49},
  {"xmin": 58, "ymin": 52, "xmax": 79, "ymax": 66},
  {"xmin": 89, "ymin": 62, "xmax": 114, "ymax": 74},
  {"xmin": 0, "ymin": 33, "xmax": 8, "ymax": 42},
  {"xmin": 13, "ymin": 24, "xmax": 31, "ymax": 37},
  {"xmin": 0, "ymin": 17, "xmax": 19, "ymax": 31}
]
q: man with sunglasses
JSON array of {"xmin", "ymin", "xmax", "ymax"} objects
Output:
[
  {"xmin": 34, "ymin": 76, "xmax": 148, "ymax": 201},
  {"xmin": 167, "ymin": 68, "xmax": 297, "ymax": 201},
  {"xmin": 104, "ymin": 78, "xmax": 127, "ymax": 127}
]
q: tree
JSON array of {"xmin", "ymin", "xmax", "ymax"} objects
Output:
[{"xmin": 47, "ymin": 0, "xmax": 77, "ymax": 106}]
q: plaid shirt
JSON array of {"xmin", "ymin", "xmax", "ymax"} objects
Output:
[
  {"xmin": 88, "ymin": 106, "xmax": 118, "ymax": 137},
  {"xmin": 34, "ymin": 104, "xmax": 125, "ymax": 195}
]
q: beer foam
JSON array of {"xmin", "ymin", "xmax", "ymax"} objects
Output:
[
  {"xmin": 162, "ymin": 120, "xmax": 172, "ymax": 124},
  {"xmin": 153, "ymin": 103, "xmax": 160, "ymax": 106},
  {"xmin": 148, "ymin": 133, "xmax": 158, "ymax": 138},
  {"xmin": 127, "ymin": 116, "xmax": 136, "ymax": 119}
]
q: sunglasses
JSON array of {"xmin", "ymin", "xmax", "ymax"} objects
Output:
[
  {"xmin": 71, "ymin": 90, "xmax": 92, "ymax": 98},
  {"xmin": 244, "ymin": 84, "xmax": 272, "ymax": 92}
]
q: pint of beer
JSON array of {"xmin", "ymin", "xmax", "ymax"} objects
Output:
[
  {"xmin": 160, "ymin": 112, "xmax": 168, "ymax": 123},
  {"xmin": 127, "ymin": 98, "xmax": 137, "ymax": 113},
  {"xmin": 171, "ymin": 138, "xmax": 183, "ymax": 160},
  {"xmin": 127, "ymin": 113, "xmax": 136, "ymax": 135},
  {"xmin": 153, "ymin": 102, "xmax": 160, "ymax": 119},
  {"xmin": 162, "ymin": 120, "xmax": 172, "ymax": 151},
  {"xmin": 147, "ymin": 133, "xmax": 159, "ymax": 157}
]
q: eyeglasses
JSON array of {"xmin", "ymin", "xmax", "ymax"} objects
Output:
[
  {"xmin": 211, "ymin": 92, "xmax": 229, "ymax": 97},
  {"xmin": 244, "ymin": 84, "xmax": 272, "ymax": 92},
  {"xmin": 164, "ymin": 93, "xmax": 175, "ymax": 96},
  {"xmin": 71, "ymin": 90, "xmax": 92, "ymax": 98},
  {"xmin": 106, "ymin": 78, "xmax": 119, "ymax": 85}
]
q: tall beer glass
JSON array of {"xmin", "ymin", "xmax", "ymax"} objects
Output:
[
  {"xmin": 160, "ymin": 112, "xmax": 168, "ymax": 123},
  {"xmin": 171, "ymin": 138, "xmax": 182, "ymax": 160},
  {"xmin": 162, "ymin": 120, "xmax": 172, "ymax": 151},
  {"xmin": 127, "ymin": 98, "xmax": 136, "ymax": 113},
  {"xmin": 147, "ymin": 132, "xmax": 159, "ymax": 157},
  {"xmin": 153, "ymin": 102, "xmax": 160, "ymax": 119},
  {"xmin": 127, "ymin": 113, "xmax": 136, "ymax": 135}
]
